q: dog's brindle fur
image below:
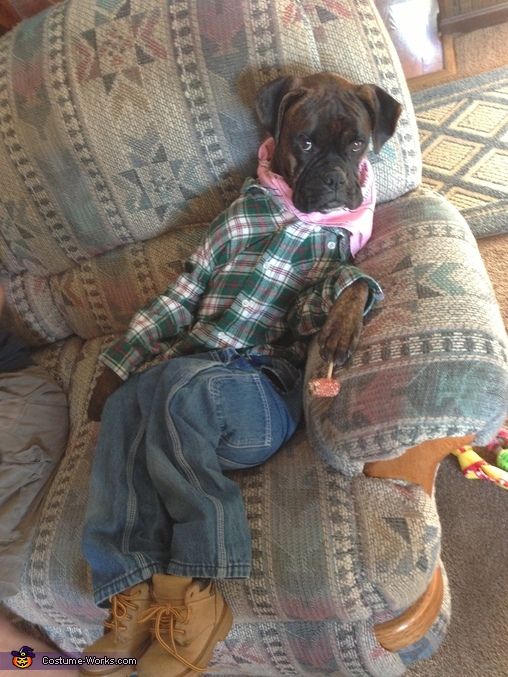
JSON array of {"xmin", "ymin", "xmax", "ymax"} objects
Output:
[{"xmin": 255, "ymin": 72, "xmax": 402, "ymax": 366}]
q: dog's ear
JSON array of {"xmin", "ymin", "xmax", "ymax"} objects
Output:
[
  {"xmin": 255, "ymin": 76, "xmax": 306, "ymax": 141},
  {"xmin": 356, "ymin": 84, "xmax": 402, "ymax": 153}
]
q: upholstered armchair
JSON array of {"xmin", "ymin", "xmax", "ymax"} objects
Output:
[{"xmin": 1, "ymin": 0, "xmax": 506, "ymax": 674}]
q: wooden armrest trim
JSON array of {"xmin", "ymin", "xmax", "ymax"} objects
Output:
[
  {"xmin": 364, "ymin": 435, "xmax": 474, "ymax": 495},
  {"xmin": 368, "ymin": 435, "xmax": 474, "ymax": 652},
  {"xmin": 374, "ymin": 567, "xmax": 444, "ymax": 652}
]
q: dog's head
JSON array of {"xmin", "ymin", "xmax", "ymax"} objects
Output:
[{"xmin": 255, "ymin": 72, "xmax": 402, "ymax": 213}]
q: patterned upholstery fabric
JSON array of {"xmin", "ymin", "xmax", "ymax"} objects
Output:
[
  {"xmin": 5, "ymin": 332, "xmax": 447, "ymax": 676},
  {"xmin": 9, "ymin": 0, "xmax": 418, "ymax": 272},
  {"xmin": 0, "ymin": 1, "xmax": 62, "ymax": 35},
  {"xmin": 9, "ymin": 223, "xmax": 208, "ymax": 343},
  {"xmin": 305, "ymin": 188, "xmax": 508, "ymax": 473},
  {"xmin": 1, "ymin": 0, "xmax": 507, "ymax": 675}
]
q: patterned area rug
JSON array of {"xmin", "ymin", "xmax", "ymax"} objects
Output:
[{"xmin": 412, "ymin": 66, "xmax": 508, "ymax": 239}]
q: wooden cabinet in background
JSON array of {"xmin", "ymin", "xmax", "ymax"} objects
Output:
[{"xmin": 439, "ymin": 0, "xmax": 508, "ymax": 33}]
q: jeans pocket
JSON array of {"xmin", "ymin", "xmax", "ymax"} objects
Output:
[{"xmin": 212, "ymin": 372, "xmax": 272, "ymax": 450}]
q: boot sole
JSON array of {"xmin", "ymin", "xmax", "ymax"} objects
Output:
[{"xmin": 78, "ymin": 637, "xmax": 153, "ymax": 677}]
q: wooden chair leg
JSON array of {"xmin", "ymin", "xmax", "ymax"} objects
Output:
[{"xmin": 365, "ymin": 434, "xmax": 474, "ymax": 651}]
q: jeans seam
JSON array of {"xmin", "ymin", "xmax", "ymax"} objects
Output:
[
  {"xmin": 255, "ymin": 373, "xmax": 271, "ymax": 448},
  {"xmin": 94, "ymin": 559, "xmax": 163, "ymax": 606},
  {"xmin": 166, "ymin": 560, "xmax": 251, "ymax": 579},
  {"xmin": 122, "ymin": 420, "xmax": 146, "ymax": 562},
  {"xmin": 164, "ymin": 372, "xmax": 228, "ymax": 578},
  {"xmin": 209, "ymin": 373, "xmax": 227, "ymax": 440},
  {"xmin": 168, "ymin": 557, "xmax": 251, "ymax": 568}
]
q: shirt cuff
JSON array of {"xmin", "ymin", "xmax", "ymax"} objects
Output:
[
  {"xmin": 360, "ymin": 275, "xmax": 384, "ymax": 315},
  {"xmin": 99, "ymin": 337, "xmax": 147, "ymax": 381},
  {"xmin": 333, "ymin": 269, "xmax": 383, "ymax": 314}
]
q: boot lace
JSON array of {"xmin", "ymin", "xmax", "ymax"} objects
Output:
[
  {"xmin": 138, "ymin": 602, "xmax": 207, "ymax": 673},
  {"xmin": 104, "ymin": 588, "xmax": 142, "ymax": 633}
]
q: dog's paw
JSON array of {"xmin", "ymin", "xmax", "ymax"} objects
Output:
[
  {"xmin": 318, "ymin": 280, "xmax": 369, "ymax": 365},
  {"xmin": 87, "ymin": 367, "xmax": 124, "ymax": 421}
]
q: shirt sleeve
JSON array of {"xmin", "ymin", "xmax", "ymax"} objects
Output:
[
  {"xmin": 100, "ymin": 232, "xmax": 216, "ymax": 380},
  {"xmin": 287, "ymin": 265, "xmax": 383, "ymax": 337}
]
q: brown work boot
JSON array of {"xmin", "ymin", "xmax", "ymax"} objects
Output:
[
  {"xmin": 136, "ymin": 574, "xmax": 233, "ymax": 676},
  {"xmin": 79, "ymin": 581, "xmax": 153, "ymax": 676}
]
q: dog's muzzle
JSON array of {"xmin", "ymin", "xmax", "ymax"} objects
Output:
[{"xmin": 293, "ymin": 162, "xmax": 363, "ymax": 213}]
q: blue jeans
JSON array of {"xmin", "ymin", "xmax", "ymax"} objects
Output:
[{"xmin": 82, "ymin": 349, "xmax": 302, "ymax": 606}]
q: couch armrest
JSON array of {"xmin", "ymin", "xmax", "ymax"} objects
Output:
[
  {"xmin": 304, "ymin": 189, "xmax": 508, "ymax": 474},
  {"xmin": 368, "ymin": 435, "xmax": 472, "ymax": 651}
]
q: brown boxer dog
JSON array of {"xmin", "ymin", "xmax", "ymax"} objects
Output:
[
  {"xmin": 255, "ymin": 72, "xmax": 402, "ymax": 366},
  {"xmin": 89, "ymin": 73, "xmax": 401, "ymax": 420}
]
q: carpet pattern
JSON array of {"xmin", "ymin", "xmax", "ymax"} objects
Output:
[
  {"xmin": 412, "ymin": 66, "xmax": 508, "ymax": 240},
  {"xmin": 411, "ymin": 66, "xmax": 508, "ymax": 677}
]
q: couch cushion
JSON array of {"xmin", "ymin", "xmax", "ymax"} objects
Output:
[
  {"xmin": 223, "ymin": 432, "xmax": 441, "ymax": 626},
  {"xmin": 208, "ymin": 580, "xmax": 450, "ymax": 676},
  {"xmin": 0, "ymin": 0, "xmax": 420, "ymax": 280},
  {"xmin": 49, "ymin": 223, "xmax": 207, "ymax": 340},
  {"xmin": 2, "ymin": 273, "xmax": 72, "ymax": 346},
  {"xmin": 305, "ymin": 188, "xmax": 508, "ymax": 473},
  {"xmin": 2, "ymin": 223, "xmax": 207, "ymax": 346},
  {"xmin": 0, "ymin": 364, "xmax": 68, "ymax": 600},
  {"xmin": 6, "ymin": 339, "xmax": 442, "ymax": 658}
]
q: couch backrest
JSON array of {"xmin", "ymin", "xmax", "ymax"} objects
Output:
[{"xmin": 0, "ymin": 0, "xmax": 421, "ymax": 345}]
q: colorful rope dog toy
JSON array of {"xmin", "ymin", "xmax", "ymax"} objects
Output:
[
  {"xmin": 451, "ymin": 427, "xmax": 508, "ymax": 491},
  {"xmin": 490, "ymin": 428, "xmax": 508, "ymax": 471}
]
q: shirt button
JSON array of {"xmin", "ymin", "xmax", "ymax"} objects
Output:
[
  {"xmin": 218, "ymin": 332, "xmax": 226, "ymax": 340},
  {"xmin": 327, "ymin": 241, "xmax": 337, "ymax": 250},
  {"xmin": 241, "ymin": 300, "xmax": 251, "ymax": 308}
]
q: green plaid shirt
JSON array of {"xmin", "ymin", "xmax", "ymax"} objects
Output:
[{"xmin": 101, "ymin": 179, "xmax": 383, "ymax": 379}]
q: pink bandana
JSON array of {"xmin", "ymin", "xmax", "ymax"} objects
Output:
[{"xmin": 257, "ymin": 137, "xmax": 376, "ymax": 256}]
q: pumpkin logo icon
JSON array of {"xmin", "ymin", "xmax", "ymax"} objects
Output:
[{"xmin": 11, "ymin": 646, "xmax": 35, "ymax": 669}]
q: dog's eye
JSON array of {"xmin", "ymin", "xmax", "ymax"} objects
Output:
[
  {"xmin": 298, "ymin": 136, "xmax": 313, "ymax": 152},
  {"xmin": 351, "ymin": 139, "xmax": 364, "ymax": 152}
]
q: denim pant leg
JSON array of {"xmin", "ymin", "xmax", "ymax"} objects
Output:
[
  {"xmin": 152, "ymin": 354, "xmax": 302, "ymax": 580},
  {"xmin": 82, "ymin": 352, "xmax": 302, "ymax": 606},
  {"xmin": 82, "ymin": 369, "xmax": 172, "ymax": 606}
]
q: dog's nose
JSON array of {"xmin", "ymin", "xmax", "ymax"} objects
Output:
[{"xmin": 322, "ymin": 168, "xmax": 346, "ymax": 189}]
